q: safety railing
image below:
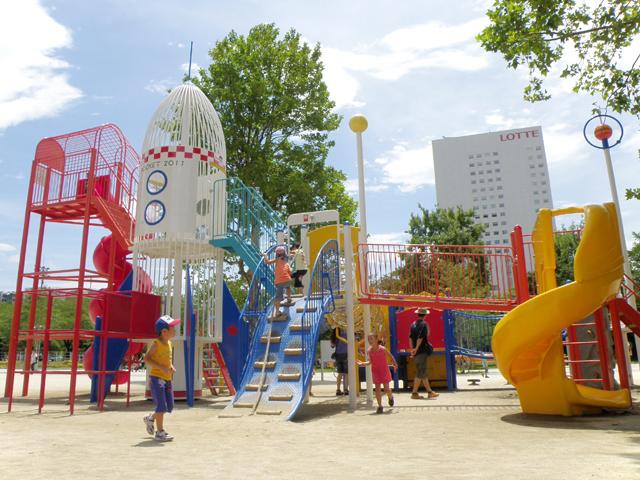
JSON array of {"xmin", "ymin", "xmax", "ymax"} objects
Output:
[
  {"xmin": 237, "ymin": 245, "xmax": 277, "ymax": 382},
  {"xmin": 620, "ymin": 273, "xmax": 640, "ymax": 304},
  {"xmin": 358, "ymin": 243, "xmax": 517, "ymax": 310},
  {"xmin": 300, "ymin": 239, "xmax": 340, "ymax": 388},
  {"xmin": 212, "ymin": 177, "xmax": 286, "ymax": 257}
]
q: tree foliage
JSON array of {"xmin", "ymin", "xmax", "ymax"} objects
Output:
[
  {"xmin": 554, "ymin": 225, "xmax": 582, "ymax": 285},
  {"xmin": 629, "ymin": 232, "xmax": 640, "ymax": 281},
  {"xmin": 193, "ymin": 24, "xmax": 357, "ymax": 222},
  {"xmin": 478, "ymin": 1, "xmax": 640, "ymax": 114},
  {"xmin": 407, "ymin": 205, "xmax": 486, "ymax": 245}
]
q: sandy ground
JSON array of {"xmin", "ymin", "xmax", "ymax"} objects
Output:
[{"xmin": 1, "ymin": 369, "xmax": 640, "ymax": 480}]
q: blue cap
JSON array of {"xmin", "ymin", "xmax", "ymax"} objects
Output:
[{"xmin": 155, "ymin": 315, "xmax": 180, "ymax": 335}]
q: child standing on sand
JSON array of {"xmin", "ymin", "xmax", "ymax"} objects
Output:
[
  {"xmin": 358, "ymin": 333, "xmax": 398, "ymax": 414},
  {"xmin": 143, "ymin": 315, "xmax": 180, "ymax": 442},
  {"xmin": 264, "ymin": 246, "xmax": 293, "ymax": 319}
]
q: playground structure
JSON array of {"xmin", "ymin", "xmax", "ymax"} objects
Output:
[{"xmin": 3, "ymin": 87, "xmax": 640, "ymax": 420}]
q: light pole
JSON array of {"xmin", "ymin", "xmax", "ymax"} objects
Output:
[
  {"xmin": 349, "ymin": 114, "xmax": 373, "ymax": 407},
  {"xmin": 584, "ymin": 114, "xmax": 638, "ymax": 384}
]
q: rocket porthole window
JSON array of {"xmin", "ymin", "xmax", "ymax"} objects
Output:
[
  {"xmin": 147, "ymin": 170, "xmax": 167, "ymax": 195},
  {"xmin": 144, "ymin": 200, "xmax": 165, "ymax": 225},
  {"xmin": 196, "ymin": 198, "xmax": 210, "ymax": 216}
]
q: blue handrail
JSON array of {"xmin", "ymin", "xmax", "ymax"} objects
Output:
[{"xmin": 299, "ymin": 239, "xmax": 340, "ymax": 391}]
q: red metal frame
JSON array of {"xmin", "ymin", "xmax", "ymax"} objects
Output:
[{"xmin": 4, "ymin": 124, "xmax": 141, "ymax": 414}]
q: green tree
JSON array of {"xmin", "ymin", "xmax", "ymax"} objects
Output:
[
  {"xmin": 407, "ymin": 205, "xmax": 485, "ymax": 245},
  {"xmin": 193, "ymin": 24, "xmax": 357, "ymax": 222},
  {"xmin": 555, "ymin": 227, "xmax": 582, "ymax": 285},
  {"xmin": 629, "ymin": 232, "xmax": 640, "ymax": 281},
  {"xmin": 477, "ymin": 1, "xmax": 640, "ymax": 115}
]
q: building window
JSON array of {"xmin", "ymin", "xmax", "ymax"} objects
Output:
[
  {"xmin": 500, "ymin": 212, "xmax": 506, "ymax": 217},
  {"xmin": 488, "ymin": 178, "xmax": 493, "ymax": 183},
  {"xmin": 480, "ymin": 188, "xmax": 486, "ymax": 192},
  {"xmin": 493, "ymin": 222, "xmax": 498, "ymax": 226},
  {"xmin": 493, "ymin": 231, "xmax": 499, "ymax": 235},
  {"xmin": 479, "ymin": 170, "xmax": 484, "ymax": 174},
  {"xmin": 472, "ymin": 188, "xmax": 477, "ymax": 193},
  {"xmin": 476, "ymin": 154, "xmax": 482, "ymax": 158},
  {"xmin": 470, "ymin": 171, "xmax": 476, "ymax": 176},
  {"xmin": 538, "ymin": 163, "xmax": 544, "ymax": 167},
  {"xmin": 536, "ymin": 146, "xmax": 542, "ymax": 151},
  {"xmin": 487, "ymin": 169, "xmax": 492, "ymax": 174},
  {"xmin": 491, "ymin": 213, "xmax": 497, "ymax": 217},
  {"xmin": 529, "ymin": 164, "xmax": 535, "ymax": 169},
  {"xmin": 497, "ymin": 186, "xmax": 503, "ymax": 190},
  {"xmin": 489, "ymin": 187, "xmax": 495, "ymax": 191},
  {"xmin": 499, "ymin": 202, "xmax": 504, "ymax": 207},
  {"xmin": 493, "ymin": 152, "xmax": 499, "ymax": 156},
  {"xmin": 541, "ymin": 180, "xmax": 547, "ymax": 185},
  {"xmin": 534, "ymin": 191, "xmax": 539, "ymax": 195},
  {"xmin": 501, "ymin": 221, "xmax": 507, "ymax": 225},
  {"xmin": 483, "ymin": 214, "xmax": 489, "ymax": 218},
  {"xmin": 503, "ymin": 239, "xmax": 509, "ymax": 245},
  {"xmin": 485, "ymin": 161, "xmax": 491, "ymax": 165},
  {"xmin": 496, "ymin": 177, "xmax": 502, "ymax": 181},
  {"xmin": 481, "ymin": 196, "xmax": 487, "ymax": 201},
  {"xmin": 479, "ymin": 179, "xmax": 485, "ymax": 183},
  {"xmin": 495, "ymin": 168, "xmax": 501, "ymax": 173},
  {"xmin": 468, "ymin": 155, "xmax": 474, "ymax": 160},
  {"xmin": 537, "ymin": 154, "xmax": 543, "ymax": 159},
  {"xmin": 498, "ymin": 195, "xmax": 504, "ymax": 199},
  {"xmin": 471, "ymin": 180, "xmax": 476, "ymax": 184}
]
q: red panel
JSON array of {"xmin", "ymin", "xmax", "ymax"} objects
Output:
[
  {"xmin": 395, "ymin": 308, "xmax": 444, "ymax": 351},
  {"xmin": 130, "ymin": 292, "xmax": 161, "ymax": 338},
  {"xmin": 102, "ymin": 291, "xmax": 161, "ymax": 337},
  {"xmin": 34, "ymin": 137, "xmax": 66, "ymax": 171}
]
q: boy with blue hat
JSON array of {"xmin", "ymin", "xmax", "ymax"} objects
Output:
[{"xmin": 143, "ymin": 315, "xmax": 180, "ymax": 442}]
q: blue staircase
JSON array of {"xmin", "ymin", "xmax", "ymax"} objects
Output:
[
  {"xmin": 221, "ymin": 240, "xmax": 340, "ymax": 420},
  {"xmin": 210, "ymin": 177, "xmax": 286, "ymax": 272}
]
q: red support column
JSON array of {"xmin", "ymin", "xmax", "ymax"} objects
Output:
[
  {"xmin": 510, "ymin": 226, "xmax": 530, "ymax": 304},
  {"xmin": 609, "ymin": 300, "xmax": 630, "ymax": 390},
  {"xmin": 22, "ymin": 168, "xmax": 51, "ymax": 396},
  {"xmin": 38, "ymin": 291, "xmax": 53, "ymax": 413},
  {"xmin": 68, "ymin": 148, "xmax": 97, "ymax": 414},
  {"xmin": 5, "ymin": 162, "xmax": 38, "ymax": 409}
]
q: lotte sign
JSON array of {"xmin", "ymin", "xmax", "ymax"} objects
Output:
[{"xmin": 499, "ymin": 129, "xmax": 540, "ymax": 142}]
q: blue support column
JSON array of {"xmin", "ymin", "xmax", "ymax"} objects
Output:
[
  {"xmin": 443, "ymin": 310, "xmax": 457, "ymax": 391},
  {"xmin": 388, "ymin": 306, "xmax": 400, "ymax": 391}
]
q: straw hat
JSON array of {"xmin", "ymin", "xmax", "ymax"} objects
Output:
[{"xmin": 415, "ymin": 307, "xmax": 430, "ymax": 316}]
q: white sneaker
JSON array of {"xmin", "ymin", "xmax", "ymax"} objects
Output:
[
  {"xmin": 143, "ymin": 415, "xmax": 154, "ymax": 435},
  {"xmin": 154, "ymin": 430, "xmax": 174, "ymax": 442}
]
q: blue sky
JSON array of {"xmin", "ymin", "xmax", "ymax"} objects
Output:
[{"xmin": 0, "ymin": 0, "xmax": 639, "ymax": 290}]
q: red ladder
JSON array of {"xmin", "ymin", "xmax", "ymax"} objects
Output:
[
  {"xmin": 564, "ymin": 308, "xmax": 613, "ymax": 390},
  {"xmin": 202, "ymin": 343, "xmax": 236, "ymax": 396}
]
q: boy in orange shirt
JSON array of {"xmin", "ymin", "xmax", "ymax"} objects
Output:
[{"xmin": 143, "ymin": 315, "xmax": 179, "ymax": 442}]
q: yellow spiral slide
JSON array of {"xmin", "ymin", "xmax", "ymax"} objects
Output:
[{"xmin": 492, "ymin": 203, "xmax": 631, "ymax": 415}]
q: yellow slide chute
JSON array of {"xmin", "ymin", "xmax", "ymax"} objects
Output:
[{"xmin": 492, "ymin": 203, "xmax": 631, "ymax": 415}]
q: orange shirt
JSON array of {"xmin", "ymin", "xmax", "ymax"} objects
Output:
[{"xmin": 274, "ymin": 258, "xmax": 292, "ymax": 284}]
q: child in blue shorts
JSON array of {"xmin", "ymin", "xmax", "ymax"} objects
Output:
[{"xmin": 143, "ymin": 315, "xmax": 179, "ymax": 442}]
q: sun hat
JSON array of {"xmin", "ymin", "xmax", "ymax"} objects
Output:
[
  {"xmin": 155, "ymin": 315, "xmax": 180, "ymax": 335},
  {"xmin": 415, "ymin": 307, "xmax": 430, "ymax": 316}
]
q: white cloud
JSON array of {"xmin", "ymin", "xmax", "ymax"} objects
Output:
[
  {"xmin": 375, "ymin": 144, "xmax": 435, "ymax": 193},
  {"xmin": 0, "ymin": 243, "xmax": 16, "ymax": 253},
  {"xmin": 0, "ymin": 0, "xmax": 82, "ymax": 130},
  {"xmin": 543, "ymin": 123, "xmax": 588, "ymax": 166},
  {"xmin": 145, "ymin": 79, "xmax": 174, "ymax": 95},
  {"xmin": 322, "ymin": 18, "xmax": 490, "ymax": 109},
  {"xmin": 368, "ymin": 232, "xmax": 409, "ymax": 244},
  {"xmin": 345, "ymin": 177, "xmax": 389, "ymax": 196},
  {"xmin": 181, "ymin": 62, "xmax": 201, "ymax": 75}
]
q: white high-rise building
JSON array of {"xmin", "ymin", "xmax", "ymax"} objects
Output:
[{"xmin": 432, "ymin": 126, "xmax": 553, "ymax": 246}]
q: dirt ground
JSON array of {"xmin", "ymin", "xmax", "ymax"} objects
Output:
[{"xmin": 1, "ymin": 370, "xmax": 640, "ymax": 480}]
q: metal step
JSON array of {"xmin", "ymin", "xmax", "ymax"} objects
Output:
[
  {"xmin": 254, "ymin": 361, "xmax": 277, "ymax": 369},
  {"xmin": 232, "ymin": 402, "xmax": 254, "ymax": 409},
  {"xmin": 245, "ymin": 384, "xmax": 269, "ymax": 392},
  {"xmin": 284, "ymin": 347, "xmax": 303, "ymax": 356},
  {"xmin": 256, "ymin": 409, "xmax": 282, "ymax": 416},
  {"xmin": 269, "ymin": 314, "xmax": 289, "ymax": 323},
  {"xmin": 296, "ymin": 306, "xmax": 317, "ymax": 313},
  {"xmin": 269, "ymin": 393, "xmax": 293, "ymax": 402},
  {"xmin": 260, "ymin": 335, "xmax": 281, "ymax": 344},
  {"xmin": 289, "ymin": 323, "xmax": 310, "ymax": 332},
  {"xmin": 278, "ymin": 372, "xmax": 301, "ymax": 381}
]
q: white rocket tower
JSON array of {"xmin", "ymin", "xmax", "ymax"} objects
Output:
[{"xmin": 133, "ymin": 82, "xmax": 227, "ymax": 396}]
